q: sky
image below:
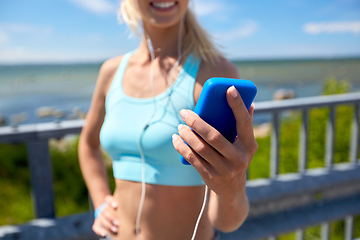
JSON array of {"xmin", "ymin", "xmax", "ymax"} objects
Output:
[{"xmin": 0, "ymin": 0, "xmax": 359, "ymax": 64}]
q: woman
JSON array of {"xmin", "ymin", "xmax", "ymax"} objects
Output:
[{"xmin": 78, "ymin": 0, "xmax": 258, "ymax": 239}]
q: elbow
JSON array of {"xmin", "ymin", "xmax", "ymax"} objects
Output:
[
  {"xmin": 214, "ymin": 200, "xmax": 250, "ymax": 233},
  {"xmin": 217, "ymin": 210, "xmax": 249, "ymax": 233},
  {"xmin": 77, "ymin": 133, "xmax": 100, "ymax": 160}
]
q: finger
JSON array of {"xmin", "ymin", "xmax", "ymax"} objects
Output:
[
  {"xmin": 105, "ymin": 195, "xmax": 118, "ymax": 210},
  {"xmin": 92, "ymin": 218, "xmax": 107, "ymax": 237},
  {"xmin": 179, "ymin": 109, "xmax": 236, "ymax": 160},
  {"xmin": 177, "ymin": 124, "xmax": 226, "ymax": 171},
  {"xmin": 99, "ymin": 209, "xmax": 119, "ymax": 234},
  {"xmin": 249, "ymin": 103, "xmax": 255, "ymax": 118},
  {"xmin": 172, "ymin": 133, "xmax": 213, "ymax": 175},
  {"xmin": 102, "ymin": 204, "xmax": 119, "ymax": 227},
  {"xmin": 226, "ymin": 86, "xmax": 256, "ymax": 147}
]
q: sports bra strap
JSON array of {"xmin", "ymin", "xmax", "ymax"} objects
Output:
[
  {"xmin": 109, "ymin": 50, "xmax": 135, "ymax": 93},
  {"xmin": 182, "ymin": 53, "xmax": 201, "ymax": 80}
]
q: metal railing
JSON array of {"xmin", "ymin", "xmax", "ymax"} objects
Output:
[{"xmin": 0, "ymin": 92, "xmax": 360, "ymax": 240}]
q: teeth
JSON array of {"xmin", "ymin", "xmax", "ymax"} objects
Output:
[{"xmin": 153, "ymin": 2, "xmax": 175, "ymax": 8}]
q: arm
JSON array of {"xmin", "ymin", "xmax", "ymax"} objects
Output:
[
  {"xmin": 173, "ymin": 59, "xmax": 257, "ymax": 232},
  {"xmin": 78, "ymin": 57, "xmax": 122, "ymax": 236}
]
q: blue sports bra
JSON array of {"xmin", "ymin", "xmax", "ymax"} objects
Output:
[{"xmin": 99, "ymin": 51, "xmax": 204, "ymax": 186}]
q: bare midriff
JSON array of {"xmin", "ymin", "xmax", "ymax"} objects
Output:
[{"xmin": 107, "ymin": 179, "xmax": 215, "ymax": 240}]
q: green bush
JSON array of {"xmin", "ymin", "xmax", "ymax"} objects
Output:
[
  {"xmin": 50, "ymin": 138, "xmax": 89, "ymax": 217},
  {"xmin": 0, "ymin": 137, "xmax": 115, "ymax": 225},
  {"xmin": 0, "ymin": 143, "xmax": 33, "ymax": 225}
]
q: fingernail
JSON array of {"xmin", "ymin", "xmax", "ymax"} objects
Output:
[
  {"xmin": 172, "ymin": 134, "xmax": 179, "ymax": 141},
  {"xmin": 111, "ymin": 226, "xmax": 118, "ymax": 233},
  {"xmin": 111, "ymin": 202, "xmax": 117, "ymax": 208},
  {"xmin": 101, "ymin": 231, "xmax": 107, "ymax": 237},
  {"xmin": 180, "ymin": 109, "xmax": 189, "ymax": 120},
  {"xmin": 112, "ymin": 220, "xmax": 119, "ymax": 226},
  {"xmin": 229, "ymin": 86, "xmax": 238, "ymax": 98},
  {"xmin": 177, "ymin": 124, "xmax": 184, "ymax": 131}
]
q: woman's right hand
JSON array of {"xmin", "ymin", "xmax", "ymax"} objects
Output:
[{"xmin": 92, "ymin": 195, "xmax": 120, "ymax": 237}]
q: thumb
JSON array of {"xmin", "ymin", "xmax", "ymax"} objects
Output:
[{"xmin": 226, "ymin": 86, "xmax": 255, "ymax": 145}]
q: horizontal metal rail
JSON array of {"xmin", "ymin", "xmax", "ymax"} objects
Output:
[
  {"xmin": 254, "ymin": 92, "xmax": 360, "ymax": 113},
  {"xmin": 0, "ymin": 213, "xmax": 97, "ymax": 240},
  {"xmin": 0, "ymin": 119, "xmax": 84, "ymax": 144},
  {"xmin": 224, "ymin": 193, "xmax": 360, "ymax": 240}
]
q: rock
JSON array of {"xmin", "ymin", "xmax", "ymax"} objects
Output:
[
  {"xmin": 273, "ymin": 89, "xmax": 295, "ymax": 100},
  {"xmin": 10, "ymin": 112, "xmax": 28, "ymax": 126},
  {"xmin": 72, "ymin": 107, "xmax": 87, "ymax": 119},
  {"xmin": 76, "ymin": 111, "xmax": 86, "ymax": 119},
  {"xmin": 253, "ymin": 122, "xmax": 271, "ymax": 138},
  {"xmin": 0, "ymin": 115, "xmax": 7, "ymax": 126},
  {"xmin": 67, "ymin": 113, "xmax": 78, "ymax": 120},
  {"xmin": 53, "ymin": 109, "xmax": 67, "ymax": 118},
  {"xmin": 36, "ymin": 106, "xmax": 56, "ymax": 118}
]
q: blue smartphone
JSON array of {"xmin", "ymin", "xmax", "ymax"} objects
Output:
[{"xmin": 180, "ymin": 77, "xmax": 257, "ymax": 165}]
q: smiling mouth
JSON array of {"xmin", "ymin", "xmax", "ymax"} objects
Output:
[{"xmin": 150, "ymin": 1, "xmax": 177, "ymax": 10}]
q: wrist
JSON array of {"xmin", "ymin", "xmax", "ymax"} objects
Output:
[
  {"xmin": 217, "ymin": 175, "xmax": 247, "ymax": 206},
  {"xmin": 94, "ymin": 202, "xmax": 108, "ymax": 218}
]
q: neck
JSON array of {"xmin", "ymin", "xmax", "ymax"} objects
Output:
[{"xmin": 139, "ymin": 20, "xmax": 184, "ymax": 60}]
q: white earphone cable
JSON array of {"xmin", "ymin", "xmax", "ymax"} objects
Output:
[
  {"xmin": 191, "ymin": 185, "xmax": 208, "ymax": 240},
  {"xmin": 135, "ymin": 32, "xmax": 156, "ymax": 240},
  {"xmin": 136, "ymin": 16, "xmax": 208, "ymax": 240}
]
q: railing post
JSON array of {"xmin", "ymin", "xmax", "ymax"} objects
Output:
[
  {"xmin": 268, "ymin": 236, "xmax": 276, "ymax": 240},
  {"xmin": 299, "ymin": 108, "xmax": 309, "ymax": 173},
  {"xmin": 321, "ymin": 223, "xmax": 330, "ymax": 240},
  {"xmin": 296, "ymin": 229, "xmax": 304, "ymax": 240},
  {"xmin": 345, "ymin": 216, "xmax": 354, "ymax": 240},
  {"xmin": 325, "ymin": 106, "xmax": 336, "ymax": 168},
  {"xmin": 270, "ymin": 111, "xmax": 280, "ymax": 179},
  {"xmin": 26, "ymin": 140, "xmax": 55, "ymax": 218},
  {"xmin": 350, "ymin": 103, "xmax": 359, "ymax": 164}
]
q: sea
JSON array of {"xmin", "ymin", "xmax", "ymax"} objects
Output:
[{"xmin": 0, "ymin": 57, "xmax": 360, "ymax": 126}]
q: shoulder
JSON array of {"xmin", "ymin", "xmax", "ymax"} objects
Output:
[
  {"xmin": 197, "ymin": 56, "xmax": 239, "ymax": 86},
  {"xmin": 194, "ymin": 56, "xmax": 239, "ymax": 102},
  {"xmin": 96, "ymin": 55, "xmax": 124, "ymax": 96},
  {"xmin": 99, "ymin": 55, "xmax": 124, "ymax": 84}
]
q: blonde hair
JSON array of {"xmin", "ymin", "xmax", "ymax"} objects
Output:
[{"xmin": 118, "ymin": 0, "xmax": 222, "ymax": 62}]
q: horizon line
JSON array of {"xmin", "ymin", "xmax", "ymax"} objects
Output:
[{"xmin": 1, "ymin": 55, "xmax": 360, "ymax": 66}]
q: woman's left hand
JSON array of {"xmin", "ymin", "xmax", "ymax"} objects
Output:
[{"xmin": 172, "ymin": 86, "xmax": 257, "ymax": 202}]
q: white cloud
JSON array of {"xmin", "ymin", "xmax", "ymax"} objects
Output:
[
  {"xmin": 0, "ymin": 23, "xmax": 37, "ymax": 34},
  {"xmin": 0, "ymin": 47, "xmax": 121, "ymax": 64},
  {"xmin": 86, "ymin": 33, "xmax": 105, "ymax": 42},
  {"xmin": 303, "ymin": 21, "xmax": 360, "ymax": 34},
  {"xmin": 340, "ymin": 0, "xmax": 359, "ymax": 3},
  {"xmin": 69, "ymin": 0, "xmax": 117, "ymax": 14},
  {"xmin": 191, "ymin": 1, "xmax": 223, "ymax": 17},
  {"xmin": 0, "ymin": 30, "xmax": 9, "ymax": 44},
  {"xmin": 0, "ymin": 23, "xmax": 53, "ymax": 43},
  {"xmin": 217, "ymin": 21, "xmax": 258, "ymax": 41}
]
